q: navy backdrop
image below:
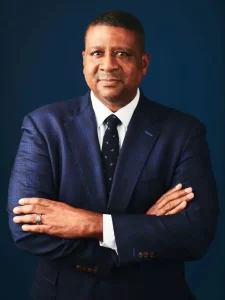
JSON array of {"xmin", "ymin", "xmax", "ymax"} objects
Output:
[{"xmin": 2, "ymin": 1, "xmax": 225, "ymax": 299}]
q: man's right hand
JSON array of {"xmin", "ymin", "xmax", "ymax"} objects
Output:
[{"xmin": 146, "ymin": 183, "xmax": 194, "ymax": 216}]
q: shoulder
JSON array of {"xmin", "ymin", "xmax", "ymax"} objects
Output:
[
  {"xmin": 29, "ymin": 95, "xmax": 85, "ymax": 119},
  {"xmin": 23, "ymin": 93, "xmax": 90, "ymax": 128},
  {"xmin": 142, "ymin": 95, "xmax": 206, "ymax": 133}
]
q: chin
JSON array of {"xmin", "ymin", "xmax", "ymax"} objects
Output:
[{"xmin": 96, "ymin": 87, "xmax": 123, "ymax": 101}]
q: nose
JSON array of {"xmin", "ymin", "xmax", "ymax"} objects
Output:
[{"xmin": 100, "ymin": 53, "xmax": 119, "ymax": 72}]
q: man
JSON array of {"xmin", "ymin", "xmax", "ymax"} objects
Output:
[{"xmin": 7, "ymin": 10, "xmax": 218, "ymax": 300}]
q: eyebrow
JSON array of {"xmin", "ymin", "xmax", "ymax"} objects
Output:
[{"xmin": 89, "ymin": 46, "xmax": 133, "ymax": 52}]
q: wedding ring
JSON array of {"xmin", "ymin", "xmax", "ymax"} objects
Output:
[{"xmin": 36, "ymin": 214, "xmax": 42, "ymax": 225}]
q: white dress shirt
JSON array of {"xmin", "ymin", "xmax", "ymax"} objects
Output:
[{"xmin": 90, "ymin": 89, "xmax": 140, "ymax": 254}]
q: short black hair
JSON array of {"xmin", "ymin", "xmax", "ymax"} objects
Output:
[{"xmin": 85, "ymin": 10, "xmax": 145, "ymax": 51}]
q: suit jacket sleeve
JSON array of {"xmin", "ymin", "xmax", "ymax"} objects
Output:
[
  {"xmin": 7, "ymin": 114, "xmax": 116, "ymax": 274},
  {"xmin": 112, "ymin": 120, "xmax": 219, "ymax": 265}
]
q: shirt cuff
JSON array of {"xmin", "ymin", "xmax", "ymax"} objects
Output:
[{"xmin": 99, "ymin": 214, "xmax": 118, "ymax": 255}]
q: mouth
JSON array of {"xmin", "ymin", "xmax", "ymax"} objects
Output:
[
  {"xmin": 98, "ymin": 79, "xmax": 121, "ymax": 82},
  {"xmin": 98, "ymin": 79, "xmax": 122, "ymax": 87}
]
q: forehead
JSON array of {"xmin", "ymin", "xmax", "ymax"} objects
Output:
[{"xmin": 85, "ymin": 25, "xmax": 140, "ymax": 49}]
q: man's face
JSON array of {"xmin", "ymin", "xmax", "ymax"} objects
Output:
[{"xmin": 82, "ymin": 25, "xmax": 150, "ymax": 103}]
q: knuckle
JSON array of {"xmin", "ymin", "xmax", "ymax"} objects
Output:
[
  {"xmin": 32, "ymin": 214, "xmax": 36, "ymax": 223},
  {"xmin": 165, "ymin": 202, "xmax": 171, "ymax": 210},
  {"xmin": 173, "ymin": 199, "xmax": 180, "ymax": 206},
  {"xmin": 30, "ymin": 205, "xmax": 36, "ymax": 213},
  {"xmin": 160, "ymin": 197, "xmax": 168, "ymax": 207},
  {"xmin": 162, "ymin": 207, "xmax": 168, "ymax": 214},
  {"xmin": 38, "ymin": 226, "xmax": 43, "ymax": 233},
  {"xmin": 164, "ymin": 195, "xmax": 169, "ymax": 202}
]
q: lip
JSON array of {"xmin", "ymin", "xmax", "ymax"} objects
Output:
[
  {"xmin": 98, "ymin": 79, "xmax": 121, "ymax": 87},
  {"xmin": 99, "ymin": 79, "xmax": 121, "ymax": 82},
  {"xmin": 99, "ymin": 79, "xmax": 121, "ymax": 88}
]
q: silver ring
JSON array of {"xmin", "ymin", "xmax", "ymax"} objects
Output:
[{"xmin": 36, "ymin": 214, "xmax": 42, "ymax": 225}]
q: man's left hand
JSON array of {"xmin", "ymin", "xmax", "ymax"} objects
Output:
[{"xmin": 13, "ymin": 198, "xmax": 103, "ymax": 240}]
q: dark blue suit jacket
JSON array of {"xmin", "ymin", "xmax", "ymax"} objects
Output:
[{"xmin": 7, "ymin": 91, "xmax": 218, "ymax": 300}]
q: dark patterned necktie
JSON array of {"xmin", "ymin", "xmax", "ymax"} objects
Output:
[{"xmin": 102, "ymin": 114, "xmax": 121, "ymax": 196}]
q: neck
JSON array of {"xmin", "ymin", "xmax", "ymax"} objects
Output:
[{"xmin": 93, "ymin": 89, "xmax": 138, "ymax": 112}]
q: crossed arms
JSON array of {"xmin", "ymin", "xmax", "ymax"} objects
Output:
[{"xmin": 7, "ymin": 114, "xmax": 219, "ymax": 274}]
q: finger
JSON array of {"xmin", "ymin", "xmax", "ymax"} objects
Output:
[
  {"xmin": 165, "ymin": 201, "xmax": 187, "ymax": 215},
  {"xmin": 13, "ymin": 204, "xmax": 48, "ymax": 215},
  {"xmin": 18, "ymin": 198, "xmax": 51, "ymax": 206},
  {"xmin": 156, "ymin": 184, "xmax": 182, "ymax": 203},
  {"xmin": 21, "ymin": 224, "xmax": 48, "ymax": 233},
  {"xmin": 160, "ymin": 193, "xmax": 194, "ymax": 214},
  {"xmin": 13, "ymin": 214, "xmax": 45, "ymax": 224},
  {"xmin": 155, "ymin": 193, "xmax": 194, "ymax": 216},
  {"xmin": 164, "ymin": 183, "xmax": 183, "ymax": 197},
  {"xmin": 157, "ymin": 188, "xmax": 193, "ymax": 208}
]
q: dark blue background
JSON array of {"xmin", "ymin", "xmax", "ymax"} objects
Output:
[{"xmin": 2, "ymin": 1, "xmax": 224, "ymax": 299}]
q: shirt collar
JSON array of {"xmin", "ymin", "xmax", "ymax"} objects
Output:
[{"xmin": 90, "ymin": 88, "xmax": 140, "ymax": 129}]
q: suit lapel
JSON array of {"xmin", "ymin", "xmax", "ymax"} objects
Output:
[
  {"xmin": 107, "ymin": 94, "xmax": 162, "ymax": 213},
  {"xmin": 64, "ymin": 93, "xmax": 107, "ymax": 212}
]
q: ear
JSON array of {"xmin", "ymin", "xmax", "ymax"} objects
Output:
[
  {"xmin": 82, "ymin": 51, "xmax": 85, "ymax": 67},
  {"xmin": 142, "ymin": 52, "xmax": 150, "ymax": 75}
]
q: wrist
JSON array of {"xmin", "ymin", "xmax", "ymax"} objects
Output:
[{"xmin": 85, "ymin": 212, "xmax": 103, "ymax": 241}]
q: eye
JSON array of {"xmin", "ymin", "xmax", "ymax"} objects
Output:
[
  {"xmin": 91, "ymin": 51, "xmax": 103, "ymax": 56},
  {"xmin": 116, "ymin": 52, "xmax": 129, "ymax": 57}
]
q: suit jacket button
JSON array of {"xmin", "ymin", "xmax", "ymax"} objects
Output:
[
  {"xmin": 75, "ymin": 265, "xmax": 81, "ymax": 270},
  {"xmin": 149, "ymin": 251, "xmax": 154, "ymax": 258},
  {"xmin": 137, "ymin": 252, "xmax": 143, "ymax": 258},
  {"xmin": 143, "ymin": 251, "xmax": 148, "ymax": 258}
]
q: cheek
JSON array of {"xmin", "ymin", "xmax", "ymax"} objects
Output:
[
  {"xmin": 83, "ymin": 67, "xmax": 93, "ymax": 81},
  {"xmin": 83, "ymin": 65, "xmax": 99, "ymax": 90},
  {"xmin": 123, "ymin": 60, "xmax": 144, "ymax": 78},
  {"xmin": 84, "ymin": 63, "xmax": 98, "ymax": 79},
  {"xmin": 126, "ymin": 67, "xmax": 144, "ymax": 83}
]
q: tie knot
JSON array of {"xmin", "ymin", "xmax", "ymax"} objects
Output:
[{"xmin": 104, "ymin": 114, "xmax": 121, "ymax": 129}]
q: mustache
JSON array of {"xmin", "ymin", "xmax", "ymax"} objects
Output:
[{"xmin": 97, "ymin": 72, "xmax": 124, "ymax": 81}]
